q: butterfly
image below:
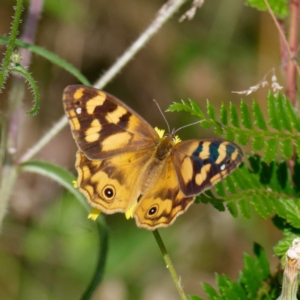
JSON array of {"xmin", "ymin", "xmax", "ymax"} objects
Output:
[{"xmin": 63, "ymin": 85, "xmax": 243, "ymax": 230}]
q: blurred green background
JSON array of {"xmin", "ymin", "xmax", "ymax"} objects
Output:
[{"xmin": 0, "ymin": 0, "xmax": 283, "ymax": 299}]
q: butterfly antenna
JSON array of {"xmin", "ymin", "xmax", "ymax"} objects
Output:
[
  {"xmin": 174, "ymin": 120, "xmax": 226, "ymax": 134},
  {"xmin": 153, "ymin": 99, "xmax": 171, "ymax": 133},
  {"xmin": 174, "ymin": 120, "xmax": 204, "ymax": 134}
]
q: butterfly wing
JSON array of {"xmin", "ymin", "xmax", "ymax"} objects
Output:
[
  {"xmin": 76, "ymin": 149, "xmax": 154, "ymax": 213},
  {"xmin": 63, "ymin": 85, "xmax": 158, "ymax": 160},
  {"xmin": 134, "ymin": 156, "xmax": 195, "ymax": 230},
  {"xmin": 172, "ymin": 139, "xmax": 243, "ymax": 196},
  {"xmin": 134, "ymin": 139, "xmax": 243, "ymax": 230}
]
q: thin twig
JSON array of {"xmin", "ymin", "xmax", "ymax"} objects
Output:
[
  {"xmin": 19, "ymin": 0, "xmax": 189, "ymax": 162},
  {"xmin": 94, "ymin": 0, "xmax": 188, "ymax": 89},
  {"xmin": 152, "ymin": 230, "xmax": 188, "ymax": 300},
  {"xmin": 19, "ymin": 115, "xmax": 68, "ymax": 162},
  {"xmin": 263, "ymin": 0, "xmax": 300, "ymax": 82}
]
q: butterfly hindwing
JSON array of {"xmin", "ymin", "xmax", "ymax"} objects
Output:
[
  {"xmin": 63, "ymin": 85, "xmax": 158, "ymax": 160},
  {"xmin": 172, "ymin": 139, "xmax": 243, "ymax": 196},
  {"xmin": 134, "ymin": 156, "xmax": 195, "ymax": 229},
  {"xmin": 76, "ymin": 149, "xmax": 154, "ymax": 213}
]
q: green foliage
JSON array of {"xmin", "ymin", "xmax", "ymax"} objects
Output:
[
  {"xmin": 168, "ymin": 92, "xmax": 300, "ymax": 161},
  {"xmin": 169, "ymin": 92, "xmax": 300, "ymax": 298},
  {"xmin": 10, "ymin": 62, "xmax": 40, "ymax": 114},
  {"xmin": 246, "ymin": 0, "xmax": 290, "ymax": 19},
  {"xmin": 0, "ymin": 37, "xmax": 91, "ymax": 85},
  {"xmin": 199, "ymin": 244, "xmax": 276, "ymax": 300},
  {"xmin": 0, "ymin": 0, "xmax": 23, "ymax": 91}
]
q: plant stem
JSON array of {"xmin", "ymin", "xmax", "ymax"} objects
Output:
[
  {"xmin": 152, "ymin": 230, "xmax": 188, "ymax": 300},
  {"xmin": 0, "ymin": 0, "xmax": 23, "ymax": 90},
  {"xmin": 286, "ymin": 0, "xmax": 299, "ymax": 106},
  {"xmin": 263, "ymin": 0, "xmax": 300, "ymax": 92},
  {"xmin": 19, "ymin": 0, "xmax": 44, "ymax": 67}
]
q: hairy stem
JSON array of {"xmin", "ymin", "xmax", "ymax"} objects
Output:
[
  {"xmin": 0, "ymin": 0, "xmax": 23, "ymax": 90},
  {"xmin": 286, "ymin": 0, "xmax": 299, "ymax": 106},
  {"xmin": 263, "ymin": 0, "xmax": 300, "ymax": 85},
  {"xmin": 152, "ymin": 230, "xmax": 188, "ymax": 300}
]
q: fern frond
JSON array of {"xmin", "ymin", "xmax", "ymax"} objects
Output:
[
  {"xmin": 201, "ymin": 244, "xmax": 273, "ymax": 300},
  {"xmin": 169, "ymin": 92, "xmax": 300, "ymax": 161},
  {"xmin": 197, "ymin": 157, "xmax": 300, "ymax": 226}
]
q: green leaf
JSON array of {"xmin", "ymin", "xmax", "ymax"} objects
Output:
[
  {"xmin": 252, "ymin": 100, "xmax": 267, "ymax": 131},
  {"xmin": 273, "ymin": 234, "xmax": 296, "ymax": 256},
  {"xmin": 240, "ymin": 100, "xmax": 252, "ymax": 129},
  {"xmin": 227, "ymin": 201, "xmax": 238, "ymax": 217},
  {"xmin": 225, "ymin": 128, "xmax": 235, "ymax": 142},
  {"xmin": 208, "ymin": 198, "xmax": 226, "ymax": 212},
  {"xmin": 224, "ymin": 176, "xmax": 236, "ymax": 194},
  {"xmin": 0, "ymin": 37, "xmax": 91, "ymax": 86},
  {"xmin": 277, "ymin": 198, "xmax": 300, "ymax": 229},
  {"xmin": 246, "ymin": 0, "xmax": 289, "ymax": 19},
  {"xmin": 197, "ymin": 191, "xmax": 225, "ymax": 212},
  {"xmin": 167, "ymin": 100, "xmax": 207, "ymax": 120},
  {"xmin": 19, "ymin": 160, "xmax": 88, "ymax": 209},
  {"xmin": 214, "ymin": 123, "xmax": 224, "ymax": 136},
  {"xmin": 263, "ymin": 137, "xmax": 279, "ymax": 162},
  {"xmin": 252, "ymin": 135, "xmax": 265, "ymax": 151},
  {"xmin": 207, "ymin": 100, "xmax": 216, "ymax": 120},
  {"xmin": 231, "ymin": 169, "xmax": 248, "ymax": 190},
  {"xmin": 189, "ymin": 99, "xmax": 203, "ymax": 116},
  {"xmin": 253, "ymin": 243, "xmax": 270, "ymax": 278},
  {"xmin": 237, "ymin": 132, "xmax": 249, "ymax": 145},
  {"xmin": 277, "ymin": 94, "xmax": 292, "ymax": 132},
  {"xmin": 280, "ymin": 139, "xmax": 293, "ymax": 159},
  {"xmin": 220, "ymin": 103, "xmax": 227, "ymax": 125},
  {"xmin": 285, "ymin": 99, "xmax": 300, "ymax": 132},
  {"xmin": 251, "ymin": 195, "xmax": 273, "ymax": 219},
  {"xmin": 238, "ymin": 197, "xmax": 251, "ymax": 219},
  {"xmin": 200, "ymin": 120, "xmax": 214, "ymax": 129},
  {"xmin": 201, "ymin": 283, "xmax": 220, "ymax": 299},
  {"xmin": 240, "ymin": 254, "xmax": 263, "ymax": 298},
  {"xmin": 217, "ymin": 274, "xmax": 247, "ymax": 300},
  {"xmin": 215, "ymin": 181, "xmax": 226, "ymax": 197},
  {"xmin": 10, "ymin": 64, "xmax": 40, "ymax": 115},
  {"xmin": 267, "ymin": 92, "xmax": 281, "ymax": 131},
  {"xmin": 230, "ymin": 102, "xmax": 240, "ymax": 128}
]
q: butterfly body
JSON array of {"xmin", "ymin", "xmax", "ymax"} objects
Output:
[{"xmin": 63, "ymin": 85, "xmax": 243, "ymax": 230}]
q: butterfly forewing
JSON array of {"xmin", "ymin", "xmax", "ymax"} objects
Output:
[
  {"xmin": 63, "ymin": 85, "xmax": 158, "ymax": 160},
  {"xmin": 172, "ymin": 139, "xmax": 243, "ymax": 197}
]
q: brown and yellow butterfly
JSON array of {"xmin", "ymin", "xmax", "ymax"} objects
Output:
[{"xmin": 63, "ymin": 85, "xmax": 243, "ymax": 230}]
